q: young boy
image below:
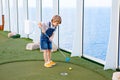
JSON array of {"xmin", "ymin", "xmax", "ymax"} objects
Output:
[{"xmin": 38, "ymin": 15, "xmax": 62, "ymax": 68}]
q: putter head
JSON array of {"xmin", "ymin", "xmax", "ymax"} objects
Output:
[{"xmin": 65, "ymin": 57, "xmax": 70, "ymax": 62}]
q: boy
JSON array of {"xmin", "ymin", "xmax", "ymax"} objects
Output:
[{"xmin": 38, "ymin": 15, "xmax": 62, "ymax": 68}]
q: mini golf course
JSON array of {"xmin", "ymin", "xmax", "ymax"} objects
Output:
[
  {"xmin": 0, "ymin": 61, "xmax": 108, "ymax": 80},
  {"xmin": 0, "ymin": 31, "xmax": 114, "ymax": 80}
]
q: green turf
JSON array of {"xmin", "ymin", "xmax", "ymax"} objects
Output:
[
  {"xmin": 0, "ymin": 31, "xmax": 114, "ymax": 80},
  {"xmin": 0, "ymin": 61, "xmax": 108, "ymax": 80}
]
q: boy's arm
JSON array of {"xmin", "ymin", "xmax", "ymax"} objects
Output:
[
  {"xmin": 38, "ymin": 22, "xmax": 42, "ymax": 28},
  {"xmin": 38, "ymin": 22, "xmax": 45, "ymax": 33},
  {"xmin": 49, "ymin": 33, "xmax": 55, "ymax": 41}
]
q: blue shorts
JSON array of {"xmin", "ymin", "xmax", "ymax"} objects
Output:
[{"xmin": 40, "ymin": 39, "xmax": 52, "ymax": 50}]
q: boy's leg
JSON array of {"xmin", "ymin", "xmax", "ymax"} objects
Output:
[
  {"xmin": 47, "ymin": 41, "xmax": 52, "ymax": 62},
  {"xmin": 47, "ymin": 49, "xmax": 51, "ymax": 62},
  {"xmin": 40, "ymin": 40, "xmax": 52, "ymax": 67},
  {"xmin": 43, "ymin": 50, "xmax": 48, "ymax": 63},
  {"xmin": 44, "ymin": 50, "xmax": 52, "ymax": 68},
  {"xmin": 48, "ymin": 49, "xmax": 56, "ymax": 66}
]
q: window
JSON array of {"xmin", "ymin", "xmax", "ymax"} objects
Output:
[
  {"xmin": 28, "ymin": 0, "xmax": 36, "ymax": 21},
  {"xmin": 42, "ymin": 0, "xmax": 53, "ymax": 22},
  {"xmin": 83, "ymin": 0, "xmax": 112, "ymax": 62},
  {"xmin": 18, "ymin": 0, "xmax": 25, "ymax": 37},
  {"xmin": 0, "ymin": 0, "xmax": 2, "ymax": 25},
  {"xmin": 2, "ymin": 0, "xmax": 10, "ymax": 31},
  {"xmin": 59, "ymin": 0, "xmax": 77, "ymax": 51},
  {"xmin": 9, "ymin": 0, "xmax": 18, "ymax": 32}
]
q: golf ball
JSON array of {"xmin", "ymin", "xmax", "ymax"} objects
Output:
[{"xmin": 69, "ymin": 67, "xmax": 72, "ymax": 70}]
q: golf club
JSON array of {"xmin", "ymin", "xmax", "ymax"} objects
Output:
[{"xmin": 44, "ymin": 33, "xmax": 70, "ymax": 62}]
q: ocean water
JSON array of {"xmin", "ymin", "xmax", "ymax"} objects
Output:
[
  {"xmin": 83, "ymin": 7, "xmax": 111, "ymax": 60},
  {"xmin": 59, "ymin": 8, "xmax": 110, "ymax": 61}
]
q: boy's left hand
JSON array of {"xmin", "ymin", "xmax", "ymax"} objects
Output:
[{"xmin": 49, "ymin": 37, "xmax": 53, "ymax": 42}]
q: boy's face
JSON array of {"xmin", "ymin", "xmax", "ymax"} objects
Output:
[{"xmin": 52, "ymin": 21, "xmax": 60, "ymax": 27}]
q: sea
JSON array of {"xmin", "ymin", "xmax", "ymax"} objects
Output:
[{"xmin": 58, "ymin": 7, "xmax": 110, "ymax": 61}]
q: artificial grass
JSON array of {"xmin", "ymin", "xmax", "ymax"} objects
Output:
[
  {"xmin": 0, "ymin": 61, "xmax": 107, "ymax": 80},
  {"xmin": 0, "ymin": 31, "xmax": 114, "ymax": 80}
]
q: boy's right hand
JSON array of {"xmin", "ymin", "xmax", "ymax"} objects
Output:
[
  {"xmin": 38, "ymin": 22, "xmax": 45, "ymax": 33},
  {"xmin": 38, "ymin": 22, "xmax": 42, "ymax": 28}
]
